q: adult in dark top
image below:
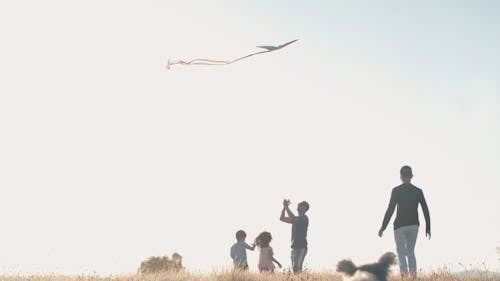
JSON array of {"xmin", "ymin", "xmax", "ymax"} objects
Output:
[
  {"xmin": 280, "ymin": 199, "xmax": 309, "ymax": 273},
  {"xmin": 378, "ymin": 166, "xmax": 431, "ymax": 277}
]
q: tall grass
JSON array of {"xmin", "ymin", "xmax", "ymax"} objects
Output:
[{"xmin": 0, "ymin": 270, "xmax": 497, "ymax": 281}]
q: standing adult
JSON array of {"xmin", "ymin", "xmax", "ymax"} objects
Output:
[
  {"xmin": 280, "ymin": 199, "xmax": 309, "ymax": 273},
  {"xmin": 378, "ymin": 166, "xmax": 431, "ymax": 277}
]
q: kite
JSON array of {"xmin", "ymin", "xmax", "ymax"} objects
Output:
[{"xmin": 166, "ymin": 39, "xmax": 298, "ymax": 70}]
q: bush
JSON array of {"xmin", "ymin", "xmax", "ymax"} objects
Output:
[{"xmin": 138, "ymin": 252, "xmax": 184, "ymax": 274}]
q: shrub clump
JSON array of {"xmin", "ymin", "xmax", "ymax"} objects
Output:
[{"xmin": 138, "ymin": 252, "xmax": 184, "ymax": 274}]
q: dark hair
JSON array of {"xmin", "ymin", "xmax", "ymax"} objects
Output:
[
  {"xmin": 400, "ymin": 165, "xmax": 413, "ymax": 179},
  {"xmin": 299, "ymin": 201, "xmax": 310, "ymax": 212},
  {"xmin": 254, "ymin": 231, "xmax": 272, "ymax": 248},
  {"xmin": 236, "ymin": 230, "xmax": 246, "ymax": 240}
]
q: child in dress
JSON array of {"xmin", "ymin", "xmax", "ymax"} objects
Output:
[{"xmin": 254, "ymin": 231, "xmax": 282, "ymax": 273}]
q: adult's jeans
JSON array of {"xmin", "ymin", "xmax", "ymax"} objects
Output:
[
  {"xmin": 394, "ymin": 224, "xmax": 419, "ymax": 276},
  {"xmin": 291, "ymin": 248, "xmax": 307, "ymax": 272}
]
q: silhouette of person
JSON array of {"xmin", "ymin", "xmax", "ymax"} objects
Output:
[
  {"xmin": 280, "ymin": 199, "xmax": 309, "ymax": 273},
  {"xmin": 378, "ymin": 165, "xmax": 431, "ymax": 277},
  {"xmin": 254, "ymin": 231, "xmax": 282, "ymax": 273},
  {"xmin": 230, "ymin": 230, "xmax": 255, "ymax": 271}
]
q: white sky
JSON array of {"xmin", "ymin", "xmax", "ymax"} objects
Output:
[{"xmin": 0, "ymin": 0, "xmax": 499, "ymax": 276}]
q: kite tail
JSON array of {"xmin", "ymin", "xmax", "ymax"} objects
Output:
[
  {"xmin": 167, "ymin": 59, "xmax": 190, "ymax": 70},
  {"xmin": 167, "ymin": 58, "xmax": 230, "ymax": 69}
]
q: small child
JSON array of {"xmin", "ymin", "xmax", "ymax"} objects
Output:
[
  {"xmin": 254, "ymin": 231, "xmax": 282, "ymax": 273},
  {"xmin": 230, "ymin": 230, "xmax": 256, "ymax": 270}
]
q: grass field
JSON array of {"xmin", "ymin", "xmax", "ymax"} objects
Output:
[{"xmin": 0, "ymin": 270, "xmax": 498, "ymax": 281}]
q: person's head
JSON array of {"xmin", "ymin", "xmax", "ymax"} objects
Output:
[
  {"xmin": 400, "ymin": 165, "xmax": 413, "ymax": 183},
  {"xmin": 297, "ymin": 201, "xmax": 310, "ymax": 215},
  {"xmin": 235, "ymin": 230, "xmax": 246, "ymax": 242},
  {"xmin": 254, "ymin": 231, "xmax": 272, "ymax": 248}
]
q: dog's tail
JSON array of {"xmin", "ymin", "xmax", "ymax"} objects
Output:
[
  {"xmin": 336, "ymin": 259, "xmax": 357, "ymax": 276},
  {"xmin": 378, "ymin": 252, "xmax": 397, "ymax": 266}
]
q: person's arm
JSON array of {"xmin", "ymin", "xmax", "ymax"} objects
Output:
[
  {"xmin": 270, "ymin": 248, "xmax": 282, "ymax": 268},
  {"xmin": 280, "ymin": 206, "xmax": 297, "ymax": 224},
  {"xmin": 280, "ymin": 199, "xmax": 296, "ymax": 224},
  {"xmin": 379, "ymin": 189, "xmax": 397, "ymax": 237},
  {"xmin": 230, "ymin": 245, "xmax": 235, "ymax": 259},
  {"xmin": 245, "ymin": 242, "xmax": 256, "ymax": 251},
  {"xmin": 285, "ymin": 204, "xmax": 296, "ymax": 218},
  {"xmin": 272, "ymin": 257, "xmax": 282, "ymax": 268},
  {"xmin": 419, "ymin": 190, "xmax": 431, "ymax": 239}
]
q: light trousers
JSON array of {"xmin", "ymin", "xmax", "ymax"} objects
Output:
[{"xmin": 394, "ymin": 225, "xmax": 419, "ymax": 276}]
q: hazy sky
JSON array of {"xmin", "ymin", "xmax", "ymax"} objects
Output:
[{"xmin": 0, "ymin": 0, "xmax": 499, "ymax": 276}]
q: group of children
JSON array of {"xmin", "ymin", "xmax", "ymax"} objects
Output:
[{"xmin": 230, "ymin": 230, "xmax": 282, "ymax": 273}]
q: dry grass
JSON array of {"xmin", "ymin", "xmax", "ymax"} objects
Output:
[{"xmin": 0, "ymin": 270, "xmax": 497, "ymax": 281}]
